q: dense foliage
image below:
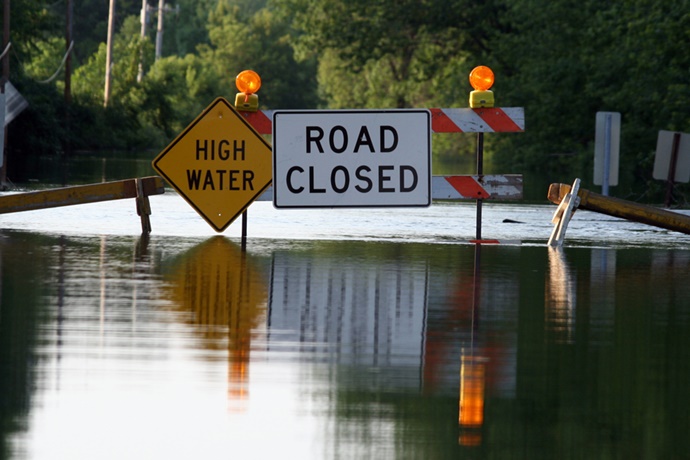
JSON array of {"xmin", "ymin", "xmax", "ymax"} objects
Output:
[{"xmin": 2, "ymin": 0, "xmax": 689, "ymax": 202}]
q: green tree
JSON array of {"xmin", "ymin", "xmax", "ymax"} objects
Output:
[
  {"xmin": 486, "ymin": 0, "xmax": 599, "ymax": 186},
  {"xmin": 1, "ymin": 0, "xmax": 60, "ymax": 68},
  {"xmin": 2, "ymin": 2, "xmax": 64, "ymax": 160},
  {"xmin": 69, "ymin": 0, "xmax": 141, "ymax": 67},
  {"xmin": 583, "ymin": 0, "xmax": 690, "ymax": 201},
  {"xmin": 7, "ymin": 0, "xmax": 690, "ymax": 204},
  {"xmin": 141, "ymin": 53, "xmax": 221, "ymax": 139},
  {"xmin": 179, "ymin": 0, "xmax": 271, "ymax": 53},
  {"xmin": 166, "ymin": 0, "xmax": 216, "ymax": 56},
  {"xmin": 197, "ymin": 0, "xmax": 320, "ymax": 109},
  {"xmin": 273, "ymin": 0, "xmax": 498, "ymax": 109},
  {"xmin": 270, "ymin": 0, "xmax": 515, "ymax": 171},
  {"xmin": 493, "ymin": 0, "xmax": 690, "ymax": 202}
]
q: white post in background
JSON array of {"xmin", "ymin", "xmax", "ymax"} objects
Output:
[
  {"xmin": 602, "ymin": 113, "xmax": 612, "ymax": 196},
  {"xmin": 594, "ymin": 112, "xmax": 621, "ymax": 196}
]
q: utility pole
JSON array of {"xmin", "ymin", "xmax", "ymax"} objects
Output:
[
  {"xmin": 155, "ymin": 0, "xmax": 164, "ymax": 60},
  {"xmin": 139, "ymin": 0, "xmax": 177, "ymax": 81},
  {"xmin": 1, "ymin": 0, "xmax": 10, "ymax": 188},
  {"xmin": 104, "ymin": 0, "xmax": 116, "ymax": 107},
  {"xmin": 137, "ymin": 0, "xmax": 148, "ymax": 83},
  {"xmin": 64, "ymin": 0, "xmax": 73, "ymax": 156},
  {"xmin": 65, "ymin": 0, "xmax": 73, "ymax": 105}
]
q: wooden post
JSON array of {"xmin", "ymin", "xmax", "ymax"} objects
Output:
[
  {"xmin": 135, "ymin": 177, "xmax": 153, "ymax": 234},
  {"xmin": 241, "ymin": 210, "xmax": 248, "ymax": 252}
]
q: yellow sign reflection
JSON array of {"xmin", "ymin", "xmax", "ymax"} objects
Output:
[{"xmin": 165, "ymin": 237, "xmax": 267, "ymax": 407}]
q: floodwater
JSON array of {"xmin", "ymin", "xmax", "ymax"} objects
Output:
[{"xmin": 2, "ymin": 160, "xmax": 690, "ymax": 458}]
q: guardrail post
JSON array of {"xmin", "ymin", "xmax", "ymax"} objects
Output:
[{"xmin": 136, "ymin": 177, "xmax": 153, "ymax": 234}]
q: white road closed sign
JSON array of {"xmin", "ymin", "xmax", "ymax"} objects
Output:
[{"xmin": 272, "ymin": 109, "xmax": 431, "ymax": 208}]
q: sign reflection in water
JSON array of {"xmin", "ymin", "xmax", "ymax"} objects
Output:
[
  {"xmin": 268, "ymin": 245, "xmax": 429, "ymax": 372},
  {"xmin": 458, "ymin": 246, "xmax": 489, "ymax": 447},
  {"xmin": 4, "ymin": 230, "xmax": 690, "ymax": 459},
  {"xmin": 546, "ymin": 247, "xmax": 577, "ymax": 343},
  {"xmin": 163, "ymin": 237, "xmax": 267, "ymax": 407},
  {"xmin": 459, "ymin": 356, "xmax": 487, "ymax": 446}
]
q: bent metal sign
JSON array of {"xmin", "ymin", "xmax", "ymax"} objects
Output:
[{"xmin": 272, "ymin": 110, "xmax": 431, "ymax": 208}]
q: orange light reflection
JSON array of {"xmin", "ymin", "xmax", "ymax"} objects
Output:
[{"xmin": 458, "ymin": 355, "xmax": 486, "ymax": 446}]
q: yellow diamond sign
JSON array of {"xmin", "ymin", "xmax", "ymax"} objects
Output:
[{"xmin": 152, "ymin": 97, "xmax": 272, "ymax": 232}]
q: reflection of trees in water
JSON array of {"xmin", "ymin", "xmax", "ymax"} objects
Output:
[
  {"xmin": 0, "ymin": 233, "xmax": 54, "ymax": 457},
  {"xmin": 515, "ymin": 247, "xmax": 690, "ymax": 459},
  {"xmin": 136, "ymin": 241, "xmax": 690, "ymax": 456}
]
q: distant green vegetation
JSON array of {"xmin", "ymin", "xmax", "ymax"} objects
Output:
[{"xmin": 4, "ymin": 0, "xmax": 689, "ymax": 203}]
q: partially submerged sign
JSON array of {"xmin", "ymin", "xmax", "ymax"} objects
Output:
[
  {"xmin": 152, "ymin": 97, "xmax": 272, "ymax": 232},
  {"xmin": 653, "ymin": 130, "xmax": 690, "ymax": 183},
  {"xmin": 3, "ymin": 82, "xmax": 29, "ymax": 127},
  {"xmin": 0, "ymin": 81, "xmax": 29, "ymax": 167},
  {"xmin": 272, "ymin": 109, "xmax": 431, "ymax": 208},
  {"xmin": 547, "ymin": 179, "xmax": 690, "ymax": 243}
]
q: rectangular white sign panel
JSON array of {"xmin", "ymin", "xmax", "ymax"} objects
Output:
[
  {"xmin": 653, "ymin": 130, "xmax": 690, "ymax": 183},
  {"xmin": 272, "ymin": 109, "xmax": 431, "ymax": 208},
  {"xmin": 593, "ymin": 111, "xmax": 621, "ymax": 186}
]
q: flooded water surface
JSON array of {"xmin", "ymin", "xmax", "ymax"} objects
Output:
[{"xmin": 1, "ymin": 180, "xmax": 690, "ymax": 458}]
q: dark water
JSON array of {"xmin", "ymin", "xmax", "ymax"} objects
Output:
[
  {"xmin": 2, "ymin": 152, "xmax": 690, "ymax": 458},
  {"xmin": 2, "ymin": 231, "xmax": 689, "ymax": 459}
]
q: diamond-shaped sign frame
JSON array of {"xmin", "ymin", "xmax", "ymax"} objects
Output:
[{"xmin": 152, "ymin": 97, "xmax": 272, "ymax": 232}]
